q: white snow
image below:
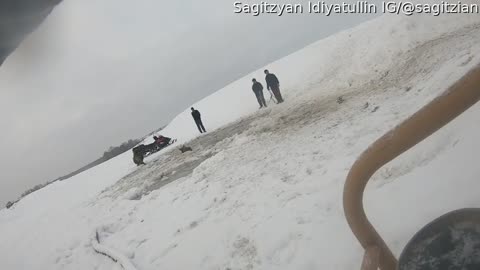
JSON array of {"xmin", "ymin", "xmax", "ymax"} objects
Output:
[{"xmin": 2, "ymin": 4, "xmax": 480, "ymax": 270}]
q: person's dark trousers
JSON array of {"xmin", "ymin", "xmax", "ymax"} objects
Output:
[
  {"xmin": 254, "ymin": 90, "xmax": 267, "ymax": 107},
  {"xmin": 195, "ymin": 119, "xmax": 206, "ymax": 133},
  {"xmin": 271, "ymin": 84, "xmax": 284, "ymax": 103}
]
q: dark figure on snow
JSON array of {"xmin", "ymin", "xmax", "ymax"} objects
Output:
[
  {"xmin": 191, "ymin": 107, "xmax": 206, "ymax": 133},
  {"xmin": 252, "ymin": 78, "xmax": 267, "ymax": 108},
  {"xmin": 265, "ymin": 69, "xmax": 284, "ymax": 103},
  {"xmin": 132, "ymin": 145, "xmax": 146, "ymax": 166},
  {"xmin": 154, "ymin": 135, "xmax": 171, "ymax": 148}
]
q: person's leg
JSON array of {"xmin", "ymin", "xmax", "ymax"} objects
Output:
[
  {"xmin": 195, "ymin": 120, "xmax": 203, "ymax": 133},
  {"xmin": 259, "ymin": 90, "xmax": 267, "ymax": 107},
  {"xmin": 199, "ymin": 119, "xmax": 206, "ymax": 132},
  {"xmin": 254, "ymin": 91, "xmax": 263, "ymax": 107},
  {"xmin": 272, "ymin": 85, "xmax": 284, "ymax": 103}
]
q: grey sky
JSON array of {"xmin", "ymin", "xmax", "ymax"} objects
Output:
[{"xmin": 0, "ymin": 0, "xmax": 381, "ymax": 206}]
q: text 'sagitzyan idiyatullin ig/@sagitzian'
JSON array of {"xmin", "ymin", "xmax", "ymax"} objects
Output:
[{"xmin": 233, "ymin": 1, "xmax": 480, "ymax": 16}]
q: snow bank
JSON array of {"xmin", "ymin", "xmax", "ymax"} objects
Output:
[
  {"xmin": 1, "ymin": 6, "xmax": 480, "ymax": 270},
  {"xmin": 158, "ymin": 4, "xmax": 480, "ymax": 145}
]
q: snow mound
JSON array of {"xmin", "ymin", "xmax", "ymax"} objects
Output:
[{"xmin": 1, "ymin": 8, "xmax": 480, "ymax": 270}]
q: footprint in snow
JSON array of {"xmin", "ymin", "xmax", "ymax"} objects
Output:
[
  {"xmin": 459, "ymin": 55, "xmax": 474, "ymax": 67},
  {"xmin": 228, "ymin": 236, "xmax": 260, "ymax": 270}
]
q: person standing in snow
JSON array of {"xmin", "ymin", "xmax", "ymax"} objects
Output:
[
  {"xmin": 264, "ymin": 69, "xmax": 284, "ymax": 103},
  {"xmin": 252, "ymin": 78, "xmax": 267, "ymax": 108},
  {"xmin": 191, "ymin": 107, "xmax": 207, "ymax": 133}
]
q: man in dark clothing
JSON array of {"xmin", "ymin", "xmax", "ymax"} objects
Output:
[
  {"xmin": 252, "ymin": 78, "xmax": 267, "ymax": 108},
  {"xmin": 191, "ymin": 107, "xmax": 206, "ymax": 133},
  {"xmin": 132, "ymin": 145, "xmax": 146, "ymax": 165},
  {"xmin": 264, "ymin": 69, "xmax": 284, "ymax": 103}
]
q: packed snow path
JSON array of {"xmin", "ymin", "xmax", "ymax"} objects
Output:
[{"xmin": 1, "ymin": 13, "xmax": 480, "ymax": 270}]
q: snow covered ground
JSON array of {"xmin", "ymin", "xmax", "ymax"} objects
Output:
[{"xmin": 1, "ymin": 8, "xmax": 480, "ymax": 270}]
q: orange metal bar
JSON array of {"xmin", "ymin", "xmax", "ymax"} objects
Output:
[
  {"xmin": 343, "ymin": 64, "xmax": 480, "ymax": 270},
  {"xmin": 361, "ymin": 246, "xmax": 380, "ymax": 270}
]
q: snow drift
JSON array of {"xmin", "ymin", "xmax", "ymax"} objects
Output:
[{"xmin": 1, "ymin": 5, "xmax": 480, "ymax": 270}]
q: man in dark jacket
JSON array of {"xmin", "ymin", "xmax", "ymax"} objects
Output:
[
  {"xmin": 252, "ymin": 78, "xmax": 267, "ymax": 108},
  {"xmin": 132, "ymin": 145, "xmax": 146, "ymax": 165},
  {"xmin": 265, "ymin": 69, "xmax": 284, "ymax": 103},
  {"xmin": 191, "ymin": 107, "xmax": 206, "ymax": 133}
]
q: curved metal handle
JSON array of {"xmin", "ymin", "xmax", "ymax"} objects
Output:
[{"xmin": 343, "ymin": 64, "xmax": 480, "ymax": 270}]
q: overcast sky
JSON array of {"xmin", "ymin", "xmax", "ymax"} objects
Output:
[{"xmin": 0, "ymin": 0, "xmax": 381, "ymax": 206}]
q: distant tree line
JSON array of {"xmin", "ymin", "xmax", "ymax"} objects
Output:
[
  {"xmin": 102, "ymin": 139, "xmax": 140, "ymax": 161},
  {"xmin": 5, "ymin": 137, "xmax": 142, "ymax": 209}
]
